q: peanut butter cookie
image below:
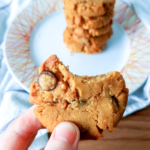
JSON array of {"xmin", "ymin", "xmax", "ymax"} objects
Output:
[
  {"xmin": 63, "ymin": 27, "xmax": 113, "ymax": 54},
  {"xmin": 63, "ymin": 0, "xmax": 116, "ymax": 16},
  {"xmin": 65, "ymin": 11, "xmax": 113, "ymax": 29},
  {"xmin": 68, "ymin": 21, "xmax": 112, "ymax": 38},
  {"xmin": 30, "ymin": 55, "xmax": 129, "ymax": 140}
]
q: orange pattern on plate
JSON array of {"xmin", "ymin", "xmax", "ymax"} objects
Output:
[
  {"xmin": 115, "ymin": 1, "xmax": 150, "ymax": 92},
  {"xmin": 5, "ymin": 0, "xmax": 150, "ymax": 92}
]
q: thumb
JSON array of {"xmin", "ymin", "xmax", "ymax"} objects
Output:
[{"xmin": 45, "ymin": 122, "xmax": 80, "ymax": 150}]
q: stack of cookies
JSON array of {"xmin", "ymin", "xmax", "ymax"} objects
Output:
[{"xmin": 63, "ymin": 0, "xmax": 116, "ymax": 54}]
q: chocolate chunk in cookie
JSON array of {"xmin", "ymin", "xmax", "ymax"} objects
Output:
[{"xmin": 38, "ymin": 71, "xmax": 57, "ymax": 91}]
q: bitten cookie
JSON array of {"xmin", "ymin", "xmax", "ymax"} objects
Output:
[
  {"xmin": 65, "ymin": 11, "xmax": 114, "ymax": 29},
  {"xmin": 63, "ymin": 0, "xmax": 116, "ymax": 16},
  {"xmin": 30, "ymin": 55, "xmax": 129, "ymax": 140}
]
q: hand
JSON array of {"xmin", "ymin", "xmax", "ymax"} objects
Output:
[{"xmin": 0, "ymin": 106, "xmax": 80, "ymax": 150}]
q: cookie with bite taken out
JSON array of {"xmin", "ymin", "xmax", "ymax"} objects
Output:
[{"xmin": 30, "ymin": 55, "xmax": 128, "ymax": 140}]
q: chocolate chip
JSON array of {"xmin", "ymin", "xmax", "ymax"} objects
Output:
[
  {"xmin": 81, "ymin": 37, "xmax": 90, "ymax": 47},
  {"xmin": 96, "ymin": 125, "xmax": 103, "ymax": 134},
  {"xmin": 79, "ymin": 100, "xmax": 87, "ymax": 106},
  {"xmin": 83, "ymin": 43, "xmax": 86, "ymax": 46},
  {"xmin": 111, "ymin": 96, "xmax": 119, "ymax": 107},
  {"xmin": 110, "ymin": 20, "xmax": 113, "ymax": 25},
  {"xmin": 103, "ymin": 3, "xmax": 109, "ymax": 11},
  {"xmin": 81, "ymin": 131, "xmax": 87, "ymax": 135},
  {"xmin": 37, "ymin": 71, "xmax": 58, "ymax": 91}
]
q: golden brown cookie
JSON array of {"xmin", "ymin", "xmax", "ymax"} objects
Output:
[
  {"xmin": 65, "ymin": 11, "xmax": 114, "ymax": 29},
  {"xmin": 64, "ymin": 27, "xmax": 113, "ymax": 51},
  {"xmin": 64, "ymin": 37, "xmax": 106, "ymax": 54},
  {"xmin": 64, "ymin": 29, "xmax": 106, "ymax": 54},
  {"xmin": 68, "ymin": 21, "xmax": 112, "ymax": 37},
  {"xmin": 63, "ymin": 0, "xmax": 116, "ymax": 16},
  {"xmin": 30, "ymin": 55, "xmax": 129, "ymax": 140}
]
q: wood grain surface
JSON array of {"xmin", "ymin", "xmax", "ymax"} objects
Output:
[{"xmin": 78, "ymin": 106, "xmax": 150, "ymax": 150}]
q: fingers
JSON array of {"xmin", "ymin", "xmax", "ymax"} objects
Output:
[
  {"xmin": 0, "ymin": 106, "xmax": 43, "ymax": 150},
  {"xmin": 45, "ymin": 122, "xmax": 80, "ymax": 150},
  {"xmin": 0, "ymin": 106, "xmax": 80, "ymax": 150}
]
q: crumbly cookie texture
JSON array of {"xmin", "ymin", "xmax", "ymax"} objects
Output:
[
  {"xmin": 68, "ymin": 21, "xmax": 112, "ymax": 37},
  {"xmin": 63, "ymin": 0, "xmax": 116, "ymax": 16},
  {"xmin": 64, "ymin": 37, "xmax": 106, "ymax": 54},
  {"xmin": 30, "ymin": 55, "xmax": 129, "ymax": 140},
  {"xmin": 63, "ymin": 0, "xmax": 115, "ymax": 54},
  {"xmin": 63, "ymin": 27, "xmax": 113, "ymax": 54},
  {"xmin": 65, "ymin": 11, "xmax": 114, "ymax": 29}
]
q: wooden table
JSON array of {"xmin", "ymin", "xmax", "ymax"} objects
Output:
[{"xmin": 78, "ymin": 106, "xmax": 150, "ymax": 150}]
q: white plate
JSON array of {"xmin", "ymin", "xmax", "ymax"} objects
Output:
[
  {"xmin": 5, "ymin": 0, "xmax": 150, "ymax": 93},
  {"xmin": 30, "ymin": 11, "xmax": 130, "ymax": 76}
]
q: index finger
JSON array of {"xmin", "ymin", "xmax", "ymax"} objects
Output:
[{"xmin": 0, "ymin": 105, "xmax": 43, "ymax": 150}]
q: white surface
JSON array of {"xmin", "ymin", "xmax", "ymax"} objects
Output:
[
  {"xmin": 0, "ymin": 0, "xmax": 12, "ymax": 8},
  {"xmin": 121, "ymin": 0, "xmax": 150, "ymax": 31},
  {"xmin": 30, "ymin": 11, "xmax": 130, "ymax": 76}
]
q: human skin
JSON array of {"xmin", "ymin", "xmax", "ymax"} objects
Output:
[{"xmin": 0, "ymin": 106, "xmax": 80, "ymax": 150}]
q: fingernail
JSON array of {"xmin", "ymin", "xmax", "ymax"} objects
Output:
[{"xmin": 54, "ymin": 122, "xmax": 77, "ymax": 145}]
